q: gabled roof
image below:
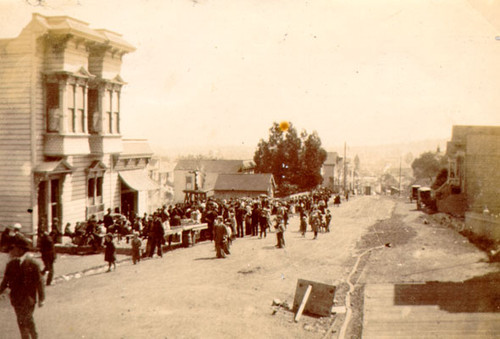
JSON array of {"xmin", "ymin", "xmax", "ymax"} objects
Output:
[
  {"xmin": 214, "ymin": 173, "xmax": 275, "ymax": 192},
  {"xmin": 120, "ymin": 139, "xmax": 153, "ymax": 158},
  {"xmin": 88, "ymin": 160, "xmax": 107, "ymax": 172},
  {"xmin": 35, "ymin": 159, "xmax": 73, "ymax": 174},
  {"xmin": 175, "ymin": 159, "xmax": 254, "ymax": 173},
  {"xmin": 111, "ymin": 74, "xmax": 127, "ymax": 84}
]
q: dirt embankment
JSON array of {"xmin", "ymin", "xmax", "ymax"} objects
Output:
[{"xmin": 345, "ymin": 198, "xmax": 500, "ymax": 338}]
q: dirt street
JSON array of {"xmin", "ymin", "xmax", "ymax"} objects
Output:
[{"xmin": 0, "ymin": 195, "xmax": 497, "ymax": 338}]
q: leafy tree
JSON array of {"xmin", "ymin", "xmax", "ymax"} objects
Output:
[
  {"xmin": 300, "ymin": 131, "xmax": 327, "ymax": 189},
  {"xmin": 431, "ymin": 168, "xmax": 448, "ymax": 190},
  {"xmin": 380, "ymin": 173, "xmax": 398, "ymax": 191},
  {"xmin": 411, "ymin": 151, "xmax": 446, "ymax": 182},
  {"xmin": 254, "ymin": 122, "xmax": 327, "ymax": 195}
]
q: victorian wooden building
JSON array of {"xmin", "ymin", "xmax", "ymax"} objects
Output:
[{"xmin": 0, "ymin": 14, "xmax": 157, "ymax": 235}]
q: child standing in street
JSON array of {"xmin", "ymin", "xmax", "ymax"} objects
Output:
[
  {"xmin": 300, "ymin": 214, "xmax": 307, "ymax": 237},
  {"xmin": 131, "ymin": 232, "xmax": 142, "ymax": 264},
  {"xmin": 275, "ymin": 217, "xmax": 285, "ymax": 248},
  {"xmin": 325, "ymin": 210, "xmax": 332, "ymax": 232},
  {"xmin": 104, "ymin": 233, "xmax": 116, "ymax": 272}
]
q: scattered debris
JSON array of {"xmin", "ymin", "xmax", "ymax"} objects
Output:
[
  {"xmin": 330, "ymin": 305, "xmax": 347, "ymax": 314},
  {"xmin": 237, "ymin": 266, "xmax": 261, "ymax": 275},
  {"xmin": 271, "ymin": 299, "xmax": 290, "ymax": 310}
]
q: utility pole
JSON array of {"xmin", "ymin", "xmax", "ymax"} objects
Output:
[
  {"xmin": 343, "ymin": 142, "xmax": 347, "ymax": 193},
  {"xmin": 398, "ymin": 156, "xmax": 402, "ymax": 196}
]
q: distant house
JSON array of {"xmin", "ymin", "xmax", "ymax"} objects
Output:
[
  {"xmin": 213, "ymin": 174, "xmax": 275, "ymax": 200},
  {"xmin": 173, "ymin": 159, "xmax": 255, "ymax": 203},
  {"xmin": 322, "ymin": 152, "xmax": 342, "ymax": 191},
  {"xmin": 435, "ymin": 125, "xmax": 500, "ymax": 241}
]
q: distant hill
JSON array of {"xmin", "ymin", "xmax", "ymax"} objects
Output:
[
  {"xmin": 325, "ymin": 138, "xmax": 448, "ymax": 175},
  {"xmin": 151, "ymin": 138, "xmax": 448, "ymax": 175},
  {"xmin": 150, "ymin": 143, "xmax": 256, "ymax": 161}
]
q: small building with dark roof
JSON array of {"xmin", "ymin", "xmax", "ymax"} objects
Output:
[
  {"xmin": 213, "ymin": 173, "xmax": 275, "ymax": 200},
  {"xmin": 173, "ymin": 159, "xmax": 255, "ymax": 203}
]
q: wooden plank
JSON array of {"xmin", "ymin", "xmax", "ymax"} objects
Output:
[{"xmin": 294, "ymin": 284, "xmax": 312, "ymax": 322}]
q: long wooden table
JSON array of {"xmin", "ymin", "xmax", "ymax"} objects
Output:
[{"xmin": 165, "ymin": 223, "xmax": 208, "ymax": 247}]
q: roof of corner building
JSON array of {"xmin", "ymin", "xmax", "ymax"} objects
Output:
[
  {"xmin": 121, "ymin": 140, "xmax": 154, "ymax": 157},
  {"xmin": 94, "ymin": 29, "xmax": 136, "ymax": 52},
  {"xmin": 214, "ymin": 173, "xmax": 274, "ymax": 192},
  {"xmin": 174, "ymin": 159, "xmax": 254, "ymax": 173},
  {"xmin": 31, "ymin": 13, "xmax": 135, "ymax": 52}
]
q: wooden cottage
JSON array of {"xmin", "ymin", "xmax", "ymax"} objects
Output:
[
  {"xmin": 173, "ymin": 159, "xmax": 255, "ymax": 203},
  {"xmin": 213, "ymin": 173, "xmax": 275, "ymax": 200}
]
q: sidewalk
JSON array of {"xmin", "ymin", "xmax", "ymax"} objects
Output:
[
  {"xmin": 359, "ymin": 198, "xmax": 500, "ymax": 338},
  {"xmin": 0, "ymin": 240, "xmax": 184, "ymax": 285},
  {"xmin": 363, "ymin": 280, "xmax": 500, "ymax": 338},
  {"xmin": 0, "ymin": 252, "xmax": 130, "ymax": 283}
]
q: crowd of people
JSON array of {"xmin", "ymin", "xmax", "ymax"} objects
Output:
[{"xmin": 0, "ymin": 187, "xmax": 343, "ymax": 338}]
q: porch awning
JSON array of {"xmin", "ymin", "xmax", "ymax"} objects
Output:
[
  {"xmin": 119, "ymin": 170, "xmax": 159, "ymax": 191},
  {"xmin": 35, "ymin": 160, "xmax": 73, "ymax": 174}
]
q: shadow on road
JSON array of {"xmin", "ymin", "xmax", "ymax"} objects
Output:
[
  {"xmin": 194, "ymin": 257, "xmax": 219, "ymax": 261},
  {"xmin": 394, "ymin": 272, "xmax": 500, "ymax": 313}
]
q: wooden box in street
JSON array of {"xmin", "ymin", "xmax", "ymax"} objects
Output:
[{"xmin": 293, "ymin": 279, "xmax": 336, "ymax": 317}]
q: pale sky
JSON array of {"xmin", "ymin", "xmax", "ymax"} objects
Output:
[{"xmin": 1, "ymin": 0, "xmax": 499, "ymax": 153}]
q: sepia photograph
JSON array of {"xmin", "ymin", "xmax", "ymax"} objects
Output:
[{"xmin": 0, "ymin": 0, "xmax": 499, "ymax": 338}]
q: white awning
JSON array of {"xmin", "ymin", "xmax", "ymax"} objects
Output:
[{"xmin": 119, "ymin": 170, "xmax": 159, "ymax": 191}]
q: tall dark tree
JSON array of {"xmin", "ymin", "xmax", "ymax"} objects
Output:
[
  {"xmin": 300, "ymin": 131, "xmax": 327, "ymax": 189},
  {"xmin": 411, "ymin": 151, "xmax": 446, "ymax": 182},
  {"xmin": 254, "ymin": 122, "xmax": 327, "ymax": 195},
  {"xmin": 281, "ymin": 125, "xmax": 302, "ymax": 184},
  {"xmin": 254, "ymin": 122, "xmax": 287, "ymax": 186},
  {"xmin": 380, "ymin": 172, "xmax": 398, "ymax": 189}
]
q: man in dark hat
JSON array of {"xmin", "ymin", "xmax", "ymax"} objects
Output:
[
  {"xmin": 0, "ymin": 233, "xmax": 45, "ymax": 339},
  {"xmin": 103, "ymin": 208, "xmax": 114, "ymax": 233},
  {"xmin": 150, "ymin": 215, "xmax": 165, "ymax": 258},
  {"xmin": 39, "ymin": 231, "xmax": 56, "ymax": 286},
  {"xmin": 213, "ymin": 216, "xmax": 230, "ymax": 258}
]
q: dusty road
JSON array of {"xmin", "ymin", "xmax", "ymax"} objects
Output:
[{"xmin": 0, "ymin": 195, "xmax": 497, "ymax": 338}]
